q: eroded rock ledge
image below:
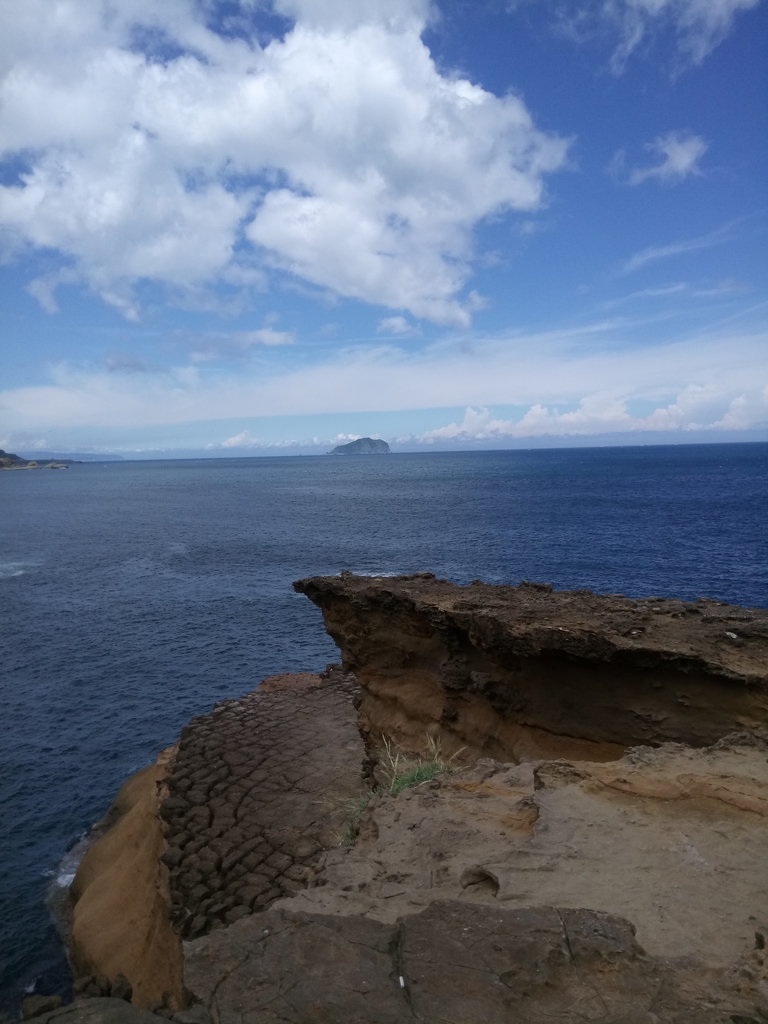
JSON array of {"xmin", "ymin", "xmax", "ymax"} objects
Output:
[{"xmin": 294, "ymin": 573, "xmax": 768, "ymax": 761}]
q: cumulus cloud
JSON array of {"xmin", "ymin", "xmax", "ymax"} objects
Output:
[
  {"xmin": 211, "ymin": 428, "xmax": 366, "ymax": 451},
  {"xmin": 220, "ymin": 430, "xmax": 257, "ymax": 448},
  {"xmin": 415, "ymin": 382, "xmax": 767, "ymax": 441},
  {"xmin": 210, "ymin": 430, "xmax": 304, "ymax": 450},
  {"xmin": 628, "ymin": 131, "xmax": 708, "ymax": 185},
  {"xmin": 0, "ymin": 0, "xmax": 567, "ymax": 325}
]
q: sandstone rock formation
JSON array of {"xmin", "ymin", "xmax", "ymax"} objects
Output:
[
  {"xmin": 159, "ymin": 668, "xmax": 365, "ymax": 941},
  {"xmin": 183, "ymin": 901, "xmax": 764, "ymax": 1023},
  {"xmin": 69, "ymin": 747, "xmax": 183, "ymax": 1009},
  {"xmin": 31, "ymin": 999, "xmax": 161, "ymax": 1024},
  {"xmin": 281, "ymin": 737, "xmax": 768, "ymax": 971},
  {"xmin": 61, "ymin": 574, "xmax": 768, "ymax": 1023},
  {"xmin": 294, "ymin": 572, "xmax": 768, "ymax": 761}
]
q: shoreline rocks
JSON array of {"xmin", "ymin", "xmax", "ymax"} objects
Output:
[
  {"xmin": 0, "ymin": 449, "xmax": 71, "ymax": 470},
  {"xmin": 54, "ymin": 575, "xmax": 768, "ymax": 1023},
  {"xmin": 68, "ymin": 747, "xmax": 182, "ymax": 1010}
]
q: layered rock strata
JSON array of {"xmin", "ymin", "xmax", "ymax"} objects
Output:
[
  {"xmin": 159, "ymin": 667, "xmax": 366, "ymax": 940},
  {"xmin": 294, "ymin": 573, "xmax": 768, "ymax": 761}
]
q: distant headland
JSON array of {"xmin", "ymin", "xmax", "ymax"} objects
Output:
[
  {"xmin": 0, "ymin": 449, "xmax": 72, "ymax": 470},
  {"xmin": 328, "ymin": 437, "xmax": 390, "ymax": 455}
]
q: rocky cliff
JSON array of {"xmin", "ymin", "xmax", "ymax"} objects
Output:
[
  {"xmin": 294, "ymin": 572, "xmax": 768, "ymax": 761},
  {"xmin": 48, "ymin": 574, "xmax": 768, "ymax": 1024},
  {"xmin": 0, "ymin": 448, "xmax": 70, "ymax": 469}
]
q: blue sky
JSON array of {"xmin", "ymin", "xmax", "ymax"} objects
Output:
[{"xmin": 0, "ymin": 0, "xmax": 766, "ymax": 456}]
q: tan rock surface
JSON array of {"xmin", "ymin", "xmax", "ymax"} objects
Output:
[
  {"xmin": 294, "ymin": 573, "xmax": 768, "ymax": 759},
  {"xmin": 278, "ymin": 735, "xmax": 768, "ymax": 971},
  {"xmin": 70, "ymin": 746, "xmax": 183, "ymax": 1009},
  {"xmin": 65, "ymin": 575, "xmax": 768, "ymax": 1023},
  {"xmin": 184, "ymin": 900, "xmax": 767, "ymax": 1023}
]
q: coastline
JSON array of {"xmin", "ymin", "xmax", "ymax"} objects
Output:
[
  {"xmin": 33, "ymin": 576, "xmax": 768, "ymax": 1022},
  {"xmin": 66, "ymin": 746, "xmax": 182, "ymax": 1010}
]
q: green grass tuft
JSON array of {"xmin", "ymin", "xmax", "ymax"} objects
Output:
[
  {"xmin": 380, "ymin": 734, "xmax": 463, "ymax": 796},
  {"xmin": 387, "ymin": 760, "xmax": 446, "ymax": 795},
  {"xmin": 341, "ymin": 735, "xmax": 464, "ymax": 846}
]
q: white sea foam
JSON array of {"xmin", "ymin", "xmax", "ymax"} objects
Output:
[
  {"xmin": 0, "ymin": 563, "xmax": 26, "ymax": 578},
  {"xmin": 45, "ymin": 831, "xmax": 95, "ymax": 946}
]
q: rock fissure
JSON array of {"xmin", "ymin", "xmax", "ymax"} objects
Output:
[{"xmin": 555, "ymin": 908, "xmax": 575, "ymax": 966}]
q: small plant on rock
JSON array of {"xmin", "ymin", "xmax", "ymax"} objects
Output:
[
  {"xmin": 341, "ymin": 735, "xmax": 463, "ymax": 846},
  {"xmin": 342, "ymin": 792, "xmax": 373, "ymax": 846},
  {"xmin": 380, "ymin": 734, "xmax": 463, "ymax": 796}
]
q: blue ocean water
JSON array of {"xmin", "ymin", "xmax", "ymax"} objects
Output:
[{"xmin": 1, "ymin": 443, "xmax": 767, "ymax": 1014}]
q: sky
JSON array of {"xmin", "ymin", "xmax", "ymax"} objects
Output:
[{"xmin": 0, "ymin": 0, "xmax": 766, "ymax": 457}]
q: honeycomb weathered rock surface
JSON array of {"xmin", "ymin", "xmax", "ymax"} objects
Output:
[{"xmin": 159, "ymin": 666, "xmax": 366, "ymax": 939}]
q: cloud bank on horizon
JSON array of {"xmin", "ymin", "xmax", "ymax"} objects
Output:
[{"xmin": 0, "ymin": 0, "xmax": 765, "ymax": 453}]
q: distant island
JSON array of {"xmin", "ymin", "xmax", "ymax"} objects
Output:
[
  {"xmin": 328, "ymin": 437, "xmax": 390, "ymax": 455},
  {"xmin": 0, "ymin": 448, "xmax": 71, "ymax": 470}
]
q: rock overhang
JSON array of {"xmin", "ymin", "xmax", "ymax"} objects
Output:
[{"xmin": 294, "ymin": 573, "xmax": 768, "ymax": 758}]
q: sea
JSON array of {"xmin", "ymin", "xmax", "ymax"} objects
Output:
[{"xmin": 1, "ymin": 443, "xmax": 767, "ymax": 1014}]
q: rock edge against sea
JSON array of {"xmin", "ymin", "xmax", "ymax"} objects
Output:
[{"xmin": 40, "ymin": 575, "xmax": 768, "ymax": 1023}]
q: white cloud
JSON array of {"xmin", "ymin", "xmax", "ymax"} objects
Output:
[
  {"xmin": 235, "ymin": 328, "xmax": 295, "ymax": 347},
  {"xmin": 623, "ymin": 218, "xmax": 737, "ymax": 273},
  {"xmin": 1, "ymin": 322, "xmax": 765, "ymax": 441},
  {"xmin": 377, "ymin": 316, "xmax": 420, "ymax": 335},
  {"xmin": 415, "ymin": 379, "xmax": 768, "ymax": 440},
  {"xmin": 605, "ymin": 0, "xmax": 761, "ymax": 69},
  {"xmin": 183, "ymin": 326, "xmax": 295, "ymax": 363},
  {"xmin": 545, "ymin": 0, "xmax": 760, "ymax": 70},
  {"xmin": 220, "ymin": 429, "xmax": 257, "ymax": 448},
  {"xmin": 628, "ymin": 131, "xmax": 708, "ymax": 185},
  {"xmin": 211, "ymin": 430, "xmax": 304, "ymax": 449},
  {"xmin": 601, "ymin": 283, "xmax": 688, "ymax": 308},
  {"xmin": 0, "ymin": 0, "xmax": 568, "ymax": 325}
]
